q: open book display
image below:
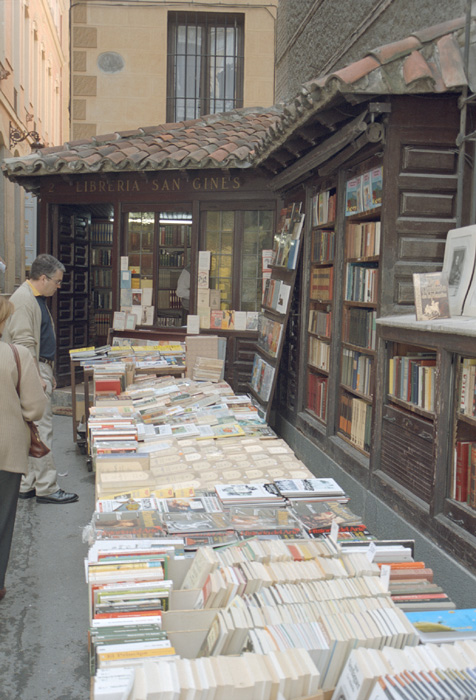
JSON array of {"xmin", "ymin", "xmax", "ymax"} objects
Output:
[{"xmin": 83, "ymin": 354, "xmax": 457, "ymax": 699}]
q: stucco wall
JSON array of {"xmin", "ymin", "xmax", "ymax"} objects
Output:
[{"xmin": 71, "ymin": 0, "xmax": 278, "ymax": 139}]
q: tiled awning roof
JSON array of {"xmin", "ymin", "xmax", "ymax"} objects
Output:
[{"xmin": 2, "ymin": 15, "xmax": 472, "ymax": 189}]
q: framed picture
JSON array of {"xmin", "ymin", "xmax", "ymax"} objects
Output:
[{"xmin": 441, "ymin": 225, "xmax": 476, "ymax": 315}]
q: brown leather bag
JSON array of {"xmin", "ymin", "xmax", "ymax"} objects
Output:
[{"xmin": 10, "ymin": 344, "xmax": 50, "ymax": 458}]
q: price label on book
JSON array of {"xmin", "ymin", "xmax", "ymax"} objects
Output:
[
  {"xmin": 366, "ymin": 541, "xmax": 377, "ymax": 562},
  {"xmin": 329, "ymin": 520, "xmax": 339, "ymax": 543},
  {"xmin": 380, "ymin": 564, "xmax": 391, "ymax": 591}
]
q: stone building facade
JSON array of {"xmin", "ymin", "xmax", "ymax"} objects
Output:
[{"xmin": 0, "ymin": 0, "xmax": 69, "ymax": 292}]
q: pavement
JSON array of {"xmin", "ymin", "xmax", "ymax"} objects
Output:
[{"xmin": 0, "ymin": 414, "xmax": 95, "ymax": 700}]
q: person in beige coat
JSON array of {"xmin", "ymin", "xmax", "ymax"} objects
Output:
[{"xmin": 0, "ymin": 296, "xmax": 46, "ymax": 601}]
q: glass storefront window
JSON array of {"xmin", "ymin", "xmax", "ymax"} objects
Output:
[{"xmin": 204, "ymin": 208, "xmax": 273, "ymax": 311}]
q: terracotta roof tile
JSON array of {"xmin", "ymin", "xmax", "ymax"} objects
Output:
[
  {"xmin": 368, "ymin": 36, "xmax": 422, "ymax": 65},
  {"xmin": 412, "ymin": 17, "xmax": 465, "ymax": 43},
  {"xmin": 437, "ymin": 33, "xmax": 467, "ymax": 88},
  {"xmin": 2, "ymin": 16, "xmax": 471, "ymax": 186},
  {"xmin": 403, "ymin": 51, "xmax": 434, "ymax": 85},
  {"xmin": 328, "ymin": 56, "xmax": 380, "ymax": 85}
]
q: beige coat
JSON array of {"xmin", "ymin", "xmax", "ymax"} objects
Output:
[
  {"xmin": 2, "ymin": 281, "xmax": 50, "ymax": 360},
  {"xmin": 0, "ymin": 341, "xmax": 47, "ymax": 474}
]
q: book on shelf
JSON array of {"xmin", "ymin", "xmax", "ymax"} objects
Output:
[
  {"xmin": 413, "ymin": 272, "xmax": 450, "ymax": 321},
  {"xmin": 452, "ymin": 441, "xmax": 471, "ymax": 502},
  {"xmin": 458, "ymin": 357, "xmax": 476, "ymax": 416},
  {"xmin": 371, "ymin": 166, "xmax": 383, "ymax": 208},
  {"xmin": 310, "ymin": 267, "xmax": 334, "ymax": 301},
  {"xmin": 312, "ymin": 228, "xmax": 335, "ymax": 263},
  {"xmin": 250, "ymin": 355, "xmax": 275, "ymax": 402},
  {"xmin": 257, "ymin": 315, "xmax": 283, "ymax": 358},
  {"xmin": 345, "ymin": 176, "xmax": 362, "ymax": 216}
]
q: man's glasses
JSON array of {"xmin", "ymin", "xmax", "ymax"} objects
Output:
[{"xmin": 45, "ymin": 275, "xmax": 62, "ymax": 287}]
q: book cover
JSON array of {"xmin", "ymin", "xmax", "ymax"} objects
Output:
[
  {"xmin": 214, "ymin": 483, "xmax": 285, "ymax": 505},
  {"xmin": 290, "ymin": 499, "xmax": 361, "ymax": 532},
  {"xmin": 113, "ymin": 311, "xmax": 126, "ymax": 331},
  {"xmin": 162, "ymin": 512, "xmax": 232, "ymax": 534},
  {"xmin": 120, "ymin": 271, "xmax": 132, "ymax": 289},
  {"xmin": 362, "ymin": 171, "xmax": 372, "ymax": 211},
  {"xmin": 228, "ymin": 506, "xmax": 301, "ymax": 536},
  {"xmin": 197, "ymin": 289, "xmax": 210, "ymax": 313},
  {"xmin": 210, "ymin": 310, "xmax": 223, "ymax": 329},
  {"xmin": 221, "ymin": 310, "xmax": 235, "ymax": 330},
  {"xmin": 413, "ymin": 272, "xmax": 450, "ymax": 321},
  {"xmin": 198, "ymin": 250, "xmax": 211, "ymax": 271},
  {"xmin": 93, "ymin": 511, "xmax": 167, "ymax": 539},
  {"xmin": 209, "ymin": 289, "xmax": 221, "ymax": 309},
  {"xmin": 246, "ymin": 312, "xmax": 259, "ymax": 331},
  {"xmin": 370, "ymin": 166, "xmax": 383, "ymax": 208},
  {"xmin": 405, "ymin": 608, "xmax": 476, "ymax": 642},
  {"xmin": 345, "ymin": 177, "xmax": 362, "ymax": 216},
  {"xmin": 274, "ymin": 477, "xmax": 345, "ymax": 498},
  {"xmin": 197, "ymin": 270, "xmax": 209, "ymax": 289}
]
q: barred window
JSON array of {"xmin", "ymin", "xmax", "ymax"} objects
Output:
[{"xmin": 167, "ymin": 12, "xmax": 244, "ymax": 122}]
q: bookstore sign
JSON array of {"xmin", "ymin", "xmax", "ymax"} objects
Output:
[{"xmin": 42, "ymin": 174, "xmax": 243, "ymax": 197}]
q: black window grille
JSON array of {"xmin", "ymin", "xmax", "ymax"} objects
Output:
[{"xmin": 167, "ymin": 12, "xmax": 244, "ymax": 123}]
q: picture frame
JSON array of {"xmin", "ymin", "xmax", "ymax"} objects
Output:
[{"xmin": 441, "ymin": 225, "xmax": 476, "ymax": 315}]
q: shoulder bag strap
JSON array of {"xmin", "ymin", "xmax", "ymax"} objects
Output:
[{"xmin": 9, "ymin": 343, "xmax": 21, "ymax": 396}]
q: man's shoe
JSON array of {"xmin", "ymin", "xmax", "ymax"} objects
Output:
[
  {"xmin": 0, "ymin": 587, "xmax": 6, "ymax": 601},
  {"xmin": 36, "ymin": 489, "xmax": 79, "ymax": 504},
  {"xmin": 18, "ymin": 489, "xmax": 36, "ymax": 499}
]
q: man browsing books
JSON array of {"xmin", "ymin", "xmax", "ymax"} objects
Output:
[{"xmin": 3, "ymin": 254, "xmax": 78, "ymax": 504}]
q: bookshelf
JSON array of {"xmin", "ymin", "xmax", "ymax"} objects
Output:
[
  {"xmin": 381, "ymin": 341, "xmax": 437, "ymax": 505},
  {"xmin": 250, "ymin": 203, "xmax": 304, "ymax": 420},
  {"xmin": 306, "ymin": 186, "xmax": 336, "ymax": 424},
  {"xmin": 375, "ymin": 315, "xmax": 476, "ymax": 572},
  {"xmin": 336, "ymin": 198, "xmax": 381, "ymax": 455},
  {"xmin": 156, "ymin": 219, "xmax": 191, "ymax": 327},
  {"xmin": 451, "ymin": 354, "xmax": 476, "ymax": 517},
  {"xmin": 125, "ymin": 211, "xmax": 192, "ymax": 328},
  {"xmin": 90, "ymin": 220, "xmax": 113, "ymax": 343}
]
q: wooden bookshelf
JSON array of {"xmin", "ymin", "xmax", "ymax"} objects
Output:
[
  {"xmin": 375, "ymin": 315, "xmax": 476, "ymax": 571},
  {"xmin": 305, "ymin": 186, "xmax": 336, "ymax": 425},
  {"xmin": 336, "ymin": 184, "xmax": 381, "ymax": 454}
]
